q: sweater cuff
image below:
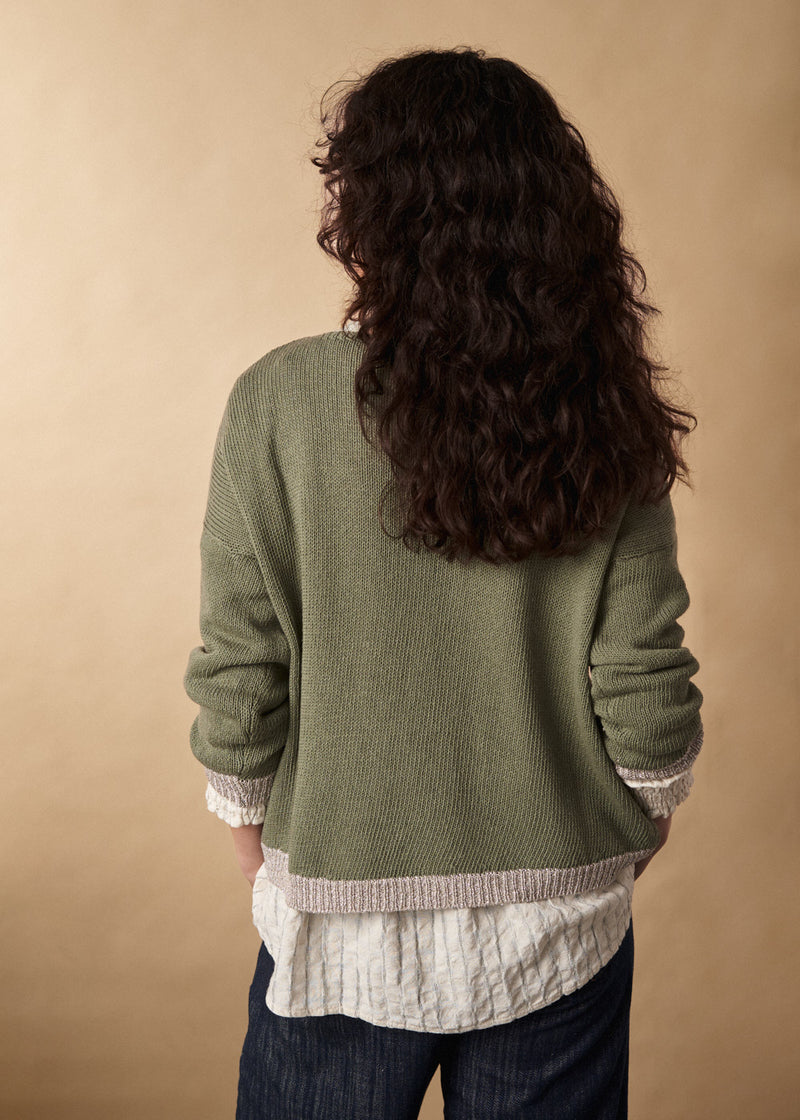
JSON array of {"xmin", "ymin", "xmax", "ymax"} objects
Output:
[
  {"xmin": 619, "ymin": 767, "xmax": 694, "ymax": 819},
  {"xmin": 613, "ymin": 725, "xmax": 704, "ymax": 782},
  {"xmin": 203, "ymin": 767, "xmax": 275, "ymax": 827}
]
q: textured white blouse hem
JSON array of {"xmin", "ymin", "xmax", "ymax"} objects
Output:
[{"xmin": 250, "ymin": 863, "xmax": 634, "ymax": 1034}]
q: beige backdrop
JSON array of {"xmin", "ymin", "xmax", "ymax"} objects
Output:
[{"xmin": 2, "ymin": 1, "xmax": 798, "ymax": 1117}]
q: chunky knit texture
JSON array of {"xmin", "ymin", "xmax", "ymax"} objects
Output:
[{"xmin": 184, "ymin": 329, "xmax": 703, "ymax": 913}]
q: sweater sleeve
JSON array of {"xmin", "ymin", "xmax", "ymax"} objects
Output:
[
  {"xmin": 183, "ymin": 432, "xmax": 290, "ymax": 826},
  {"xmin": 589, "ymin": 495, "xmax": 703, "ymax": 785}
]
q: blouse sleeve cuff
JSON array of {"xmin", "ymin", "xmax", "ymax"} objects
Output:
[
  {"xmin": 619, "ymin": 767, "xmax": 694, "ymax": 819},
  {"xmin": 203, "ymin": 767, "xmax": 275, "ymax": 827}
]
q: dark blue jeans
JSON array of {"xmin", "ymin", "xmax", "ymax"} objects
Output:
[{"xmin": 237, "ymin": 920, "xmax": 633, "ymax": 1119}]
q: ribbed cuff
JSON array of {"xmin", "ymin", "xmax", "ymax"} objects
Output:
[
  {"xmin": 203, "ymin": 767, "xmax": 275, "ymax": 827},
  {"xmin": 620, "ymin": 768, "xmax": 694, "ymax": 819},
  {"xmin": 613, "ymin": 725, "xmax": 704, "ymax": 782}
]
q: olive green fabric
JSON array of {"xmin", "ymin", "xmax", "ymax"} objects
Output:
[{"xmin": 184, "ymin": 330, "xmax": 702, "ymax": 890}]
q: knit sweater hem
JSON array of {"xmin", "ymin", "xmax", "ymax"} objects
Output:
[{"xmin": 259, "ymin": 845, "xmax": 654, "ymax": 914}]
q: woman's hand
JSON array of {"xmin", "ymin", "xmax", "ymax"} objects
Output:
[
  {"xmin": 633, "ymin": 814, "xmax": 673, "ymax": 880},
  {"xmin": 230, "ymin": 823, "xmax": 265, "ymax": 887}
]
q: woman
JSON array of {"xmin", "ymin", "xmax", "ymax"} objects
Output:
[{"xmin": 184, "ymin": 46, "xmax": 703, "ymax": 1119}]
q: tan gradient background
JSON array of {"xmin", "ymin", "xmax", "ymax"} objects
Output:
[{"xmin": 2, "ymin": 1, "xmax": 797, "ymax": 1117}]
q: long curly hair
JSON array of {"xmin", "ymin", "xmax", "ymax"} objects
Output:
[{"xmin": 312, "ymin": 46, "xmax": 696, "ymax": 564}]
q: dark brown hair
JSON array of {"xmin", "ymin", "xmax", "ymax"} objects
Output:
[{"xmin": 312, "ymin": 46, "xmax": 696, "ymax": 564}]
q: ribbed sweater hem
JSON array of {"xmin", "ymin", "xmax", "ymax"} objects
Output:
[{"xmin": 260, "ymin": 845, "xmax": 654, "ymax": 914}]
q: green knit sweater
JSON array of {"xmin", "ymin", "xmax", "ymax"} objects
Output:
[{"xmin": 184, "ymin": 329, "xmax": 703, "ymax": 913}]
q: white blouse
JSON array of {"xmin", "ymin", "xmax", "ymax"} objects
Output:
[
  {"xmin": 250, "ymin": 860, "xmax": 634, "ymax": 1033},
  {"xmin": 207, "ymin": 768, "xmax": 692, "ymax": 1033}
]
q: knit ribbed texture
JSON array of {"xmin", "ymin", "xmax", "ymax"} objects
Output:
[
  {"xmin": 203, "ymin": 767, "xmax": 274, "ymax": 826},
  {"xmin": 250, "ymin": 860, "xmax": 635, "ymax": 1032},
  {"xmin": 184, "ymin": 330, "xmax": 703, "ymax": 912},
  {"xmin": 257, "ymin": 844, "xmax": 653, "ymax": 913},
  {"xmin": 618, "ymin": 763, "xmax": 695, "ymax": 819}
]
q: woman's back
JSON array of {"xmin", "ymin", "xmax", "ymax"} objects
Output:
[{"xmin": 187, "ymin": 327, "xmax": 701, "ymax": 909}]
